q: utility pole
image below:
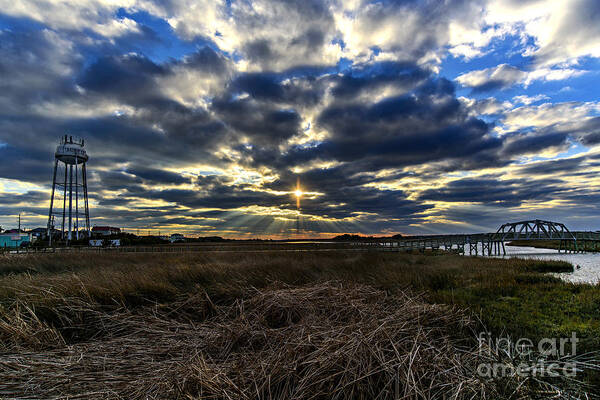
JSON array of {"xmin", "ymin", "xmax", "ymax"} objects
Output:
[
  {"xmin": 49, "ymin": 216, "xmax": 54, "ymax": 247},
  {"xmin": 18, "ymin": 213, "xmax": 21, "ymax": 232}
]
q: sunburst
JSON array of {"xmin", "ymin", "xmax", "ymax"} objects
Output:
[{"xmin": 294, "ymin": 178, "xmax": 303, "ymax": 209}]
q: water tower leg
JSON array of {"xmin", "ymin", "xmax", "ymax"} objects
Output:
[
  {"xmin": 68, "ymin": 164, "xmax": 73, "ymax": 243},
  {"xmin": 75, "ymin": 157, "xmax": 79, "ymax": 240},
  {"xmin": 62, "ymin": 163, "xmax": 67, "ymax": 239},
  {"xmin": 83, "ymin": 163, "xmax": 90, "ymax": 237},
  {"xmin": 47, "ymin": 159, "xmax": 58, "ymax": 245}
]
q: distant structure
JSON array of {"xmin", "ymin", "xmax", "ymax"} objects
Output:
[
  {"xmin": 92, "ymin": 226, "xmax": 121, "ymax": 236},
  {"xmin": 47, "ymin": 135, "xmax": 91, "ymax": 244},
  {"xmin": 170, "ymin": 233, "xmax": 185, "ymax": 243}
]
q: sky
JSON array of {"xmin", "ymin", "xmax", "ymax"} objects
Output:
[{"xmin": 1, "ymin": 0, "xmax": 600, "ymax": 238}]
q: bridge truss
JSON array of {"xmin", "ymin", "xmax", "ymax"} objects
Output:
[
  {"xmin": 492, "ymin": 219, "xmax": 579, "ymax": 253},
  {"xmin": 493, "ymin": 219, "xmax": 576, "ymax": 241}
]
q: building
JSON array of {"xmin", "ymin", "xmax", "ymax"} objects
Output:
[
  {"xmin": 170, "ymin": 233, "xmax": 185, "ymax": 243},
  {"xmin": 0, "ymin": 233, "xmax": 31, "ymax": 248},
  {"xmin": 91, "ymin": 226, "xmax": 121, "ymax": 236},
  {"xmin": 89, "ymin": 239, "xmax": 120, "ymax": 247},
  {"xmin": 29, "ymin": 227, "xmax": 48, "ymax": 240}
]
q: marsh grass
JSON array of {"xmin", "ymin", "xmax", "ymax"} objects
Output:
[{"xmin": 0, "ymin": 251, "xmax": 598, "ymax": 398}]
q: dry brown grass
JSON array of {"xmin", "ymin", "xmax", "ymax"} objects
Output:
[
  {"xmin": 0, "ymin": 251, "xmax": 592, "ymax": 399},
  {"xmin": 0, "ymin": 282, "xmax": 554, "ymax": 399},
  {"xmin": 0, "ymin": 251, "xmax": 571, "ymax": 307}
]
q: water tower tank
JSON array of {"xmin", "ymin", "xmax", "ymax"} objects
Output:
[{"xmin": 55, "ymin": 135, "xmax": 88, "ymax": 164}]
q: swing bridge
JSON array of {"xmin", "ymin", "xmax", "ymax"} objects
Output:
[{"xmin": 356, "ymin": 220, "xmax": 600, "ymax": 255}]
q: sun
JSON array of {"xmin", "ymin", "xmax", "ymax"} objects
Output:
[{"xmin": 294, "ymin": 177, "xmax": 303, "ymax": 209}]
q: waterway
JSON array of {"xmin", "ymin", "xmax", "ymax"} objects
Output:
[{"xmin": 499, "ymin": 245, "xmax": 600, "ymax": 284}]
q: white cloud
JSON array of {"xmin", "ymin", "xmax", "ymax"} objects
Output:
[
  {"xmin": 160, "ymin": 0, "xmax": 342, "ymax": 71},
  {"xmin": 0, "ymin": 0, "xmax": 141, "ymax": 37},
  {"xmin": 500, "ymin": 101, "xmax": 600, "ymax": 132},
  {"xmin": 523, "ymin": 67, "xmax": 587, "ymax": 84},
  {"xmin": 157, "ymin": 52, "xmax": 235, "ymax": 108},
  {"xmin": 512, "ymin": 94, "xmax": 550, "ymax": 105},
  {"xmin": 485, "ymin": 0, "xmax": 600, "ymax": 67},
  {"xmin": 456, "ymin": 63, "xmax": 588, "ymax": 90},
  {"xmin": 3, "ymin": 0, "xmax": 600, "ymax": 73},
  {"xmin": 447, "ymin": 20, "xmax": 516, "ymax": 60},
  {"xmin": 456, "ymin": 64, "xmax": 526, "ymax": 89},
  {"xmin": 335, "ymin": 0, "xmax": 485, "ymax": 65},
  {"xmin": 460, "ymin": 96, "xmax": 512, "ymax": 116}
]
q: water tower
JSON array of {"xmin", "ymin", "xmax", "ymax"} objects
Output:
[{"xmin": 47, "ymin": 135, "xmax": 91, "ymax": 244}]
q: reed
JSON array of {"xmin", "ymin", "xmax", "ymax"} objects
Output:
[{"xmin": 0, "ymin": 251, "xmax": 596, "ymax": 398}]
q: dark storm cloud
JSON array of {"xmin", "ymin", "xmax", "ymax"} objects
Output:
[
  {"xmin": 94, "ymin": 170, "xmax": 143, "ymax": 191},
  {"xmin": 519, "ymin": 156, "xmax": 587, "ymax": 175},
  {"xmin": 330, "ymin": 62, "xmax": 430, "ymax": 99},
  {"xmin": 65, "ymin": 115, "xmax": 221, "ymax": 166},
  {"xmin": 230, "ymin": 73, "xmax": 285, "ymax": 101},
  {"xmin": 125, "ymin": 166, "xmax": 190, "ymax": 185},
  {"xmin": 278, "ymin": 75, "xmax": 502, "ymax": 172},
  {"xmin": 419, "ymin": 176, "xmax": 568, "ymax": 207},
  {"xmin": 176, "ymin": 46, "xmax": 229, "ymax": 72},
  {"xmin": 290, "ymin": 27, "xmax": 325, "ymax": 49},
  {"xmin": 267, "ymin": 163, "xmax": 411, "ymax": 197},
  {"xmin": 0, "ymin": 144, "xmax": 54, "ymax": 183},
  {"xmin": 212, "ymin": 97, "xmax": 302, "ymax": 145},
  {"xmin": 94, "ymin": 174, "xmax": 285, "ymax": 212},
  {"xmin": 141, "ymin": 186, "xmax": 287, "ymax": 210},
  {"xmin": 0, "ymin": 190, "xmax": 47, "ymax": 205},
  {"xmin": 566, "ymin": 117, "xmax": 600, "ymax": 145},
  {"xmin": 78, "ymin": 53, "xmax": 166, "ymax": 99},
  {"xmin": 243, "ymin": 39, "xmax": 274, "ymax": 64},
  {"xmin": 502, "ymin": 132, "xmax": 569, "ymax": 156},
  {"xmin": 0, "ymin": 29, "xmax": 80, "ymax": 113},
  {"xmin": 227, "ymin": 69, "xmax": 327, "ymax": 106},
  {"xmin": 306, "ymin": 186, "xmax": 430, "ymax": 221}
]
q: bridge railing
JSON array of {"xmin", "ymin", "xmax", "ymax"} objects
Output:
[{"xmin": 493, "ymin": 232, "xmax": 579, "ymax": 241}]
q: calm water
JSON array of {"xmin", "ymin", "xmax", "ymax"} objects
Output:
[{"xmin": 494, "ymin": 245, "xmax": 600, "ymax": 284}]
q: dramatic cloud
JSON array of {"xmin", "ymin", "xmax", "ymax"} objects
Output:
[{"xmin": 1, "ymin": 0, "xmax": 600, "ymax": 236}]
